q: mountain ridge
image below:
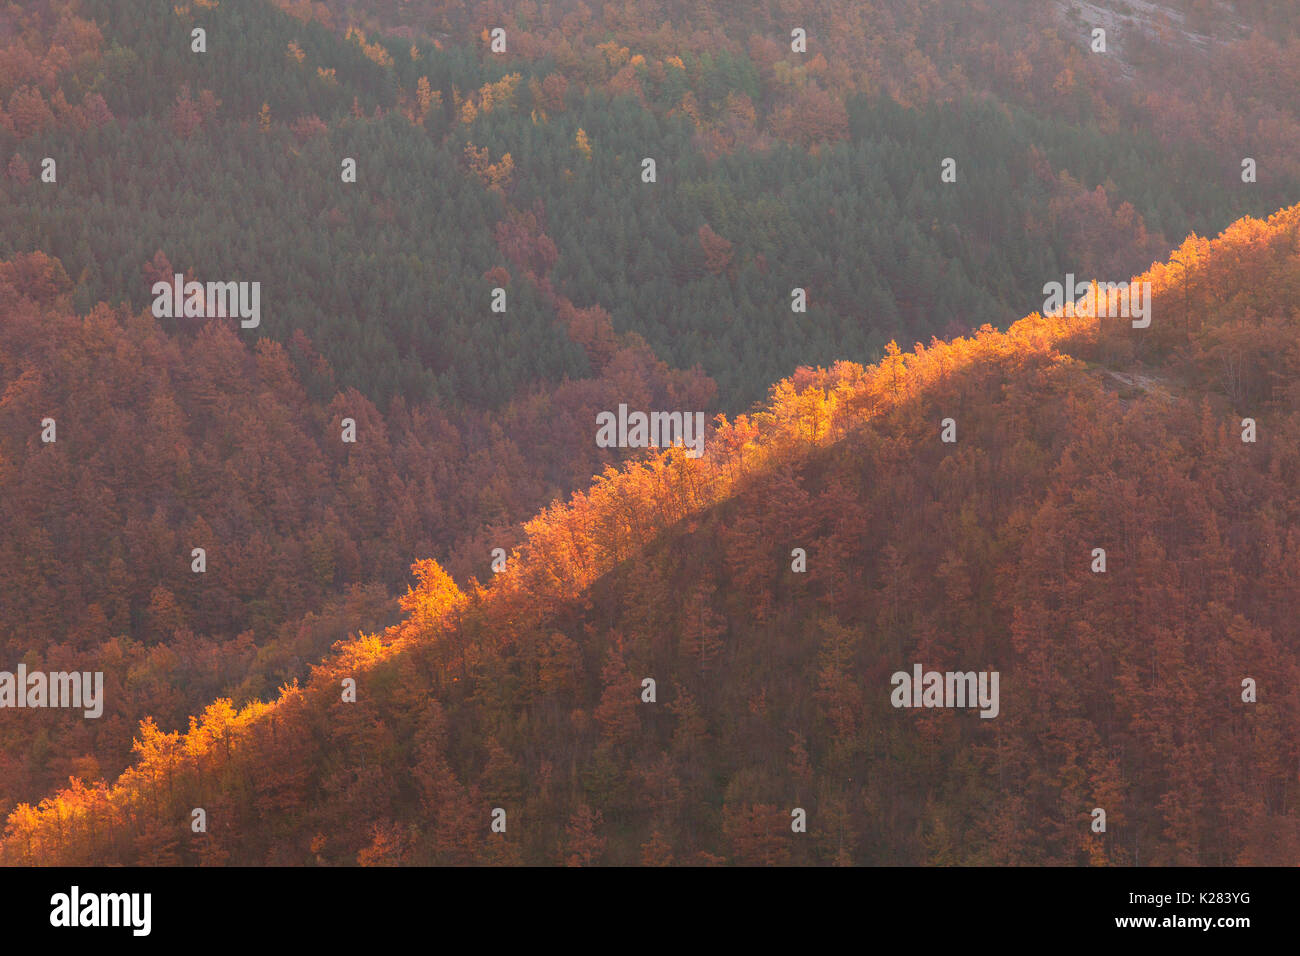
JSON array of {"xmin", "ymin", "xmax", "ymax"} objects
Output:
[{"xmin": 6, "ymin": 202, "xmax": 1299, "ymax": 865}]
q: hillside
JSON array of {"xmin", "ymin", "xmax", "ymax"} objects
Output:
[
  {"xmin": 4, "ymin": 0, "xmax": 1286, "ymax": 822},
  {"xmin": 6, "ymin": 204, "xmax": 1299, "ymax": 866},
  {"xmin": 6, "ymin": 0, "xmax": 1299, "ymax": 410},
  {"xmin": 0, "ymin": 249, "xmax": 710, "ymax": 812}
]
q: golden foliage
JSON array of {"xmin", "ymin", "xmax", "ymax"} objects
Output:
[
  {"xmin": 464, "ymin": 142, "xmax": 515, "ymax": 193},
  {"xmin": 398, "ymin": 559, "xmax": 464, "ymax": 632},
  {"xmin": 346, "ymin": 27, "xmax": 393, "ymax": 68},
  {"xmin": 477, "ymin": 73, "xmax": 522, "ymax": 114},
  {"xmin": 415, "ymin": 76, "xmax": 439, "ymax": 123}
]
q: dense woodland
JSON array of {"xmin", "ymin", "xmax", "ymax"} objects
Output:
[
  {"xmin": 0, "ymin": 250, "xmax": 711, "ymax": 808},
  {"xmin": 6, "ymin": 204, "xmax": 1300, "ymax": 865},
  {"xmin": 1, "ymin": 0, "xmax": 1298, "ymax": 863},
  {"xmin": 4, "ymin": 0, "xmax": 1299, "ymax": 406}
]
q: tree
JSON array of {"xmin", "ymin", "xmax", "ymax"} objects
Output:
[{"xmin": 563, "ymin": 803, "xmax": 606, "ymax": 865}]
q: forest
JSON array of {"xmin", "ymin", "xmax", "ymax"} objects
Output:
[
  {"xmin": 0, "ymin": 0, "xmax": 1298, "ymax": 865},
  {"xmin": 5, "ymin": 204, "xmax": 1300, "ymax": 865}
]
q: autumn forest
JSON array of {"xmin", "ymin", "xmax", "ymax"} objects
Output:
[{"xmin": 1, "ymin": 0, "xmax": 1299, "ymax": 870}]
